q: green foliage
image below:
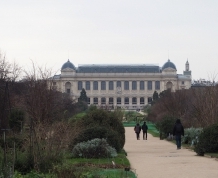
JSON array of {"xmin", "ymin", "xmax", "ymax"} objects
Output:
[
  {"xmin": 87, "ymin": 104, "xmax": 97, "ymax": 113},
  {"xmin": 78, "ymin": 88, "xmax": 88, "ymax": 102},
  {"xmin": 9, "ymin": 108, "xmax": 25, "ymax": 132},
  {"xmin": 52, "ymin": 163, "xmax": 80, "ymax": 178},
  {"xmin": 156, "ymin": 116, "xmax": 176, "ymax": 139},
  {"xmin": 113, "ymin": 108, "xmax": 125, "ymax": 121},
  {"xmin": 72, "ymin": 138, "xmax": 117, "ymax": 158},
  {"xmin": 76, "ymin": 109, "xmax": 125, "ymax": 151},
  {"xmin": 14, "ymin": 151, "xmax": 34, "ymax": 174},
  {"xmin": 0, "ymin": 136, "xmax": 23, "ymax": 149},
  {"xmin": 92, "ymin": 169, "xmax": 137, "ymax": 178},
  {"xmin": 153, "ymin": 90, "xmax": 159, "ymax": 101},
  {"xmin": 37, "ymin": 152, "xmax": 63, "ymax": 173},
  {"xmin": 182, "ymin": 127, "xmax": 203, "ymax": 145},
  {"xmin": 72, "ymin": 127, "xmax": 122, "ymax": 152},
  {"xmin": 73, "ymin": 100, "xmax": 88, "ymax": 112},
  {"xmin": 68, "ymin": 112, "xmax": 87, "ymax": 123},
  {"xmin": 194, "ymin": 124, "xmax": 218, "ymax": 156},
  {"xmin": 13, "ymin": 171, "xmax": 54, "ymax": 178}
]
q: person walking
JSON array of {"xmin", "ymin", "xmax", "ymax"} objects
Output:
[
  {"xmin": 141, "ymin": 121, "xmax": 148, "ymax": 140},
  {"xmin": 134, "ymin": 123, "xmax": 141, "ymax": 140},
  {"xmin": 173, "ymin": 119, "xmax": 184, "ymax": 149}
]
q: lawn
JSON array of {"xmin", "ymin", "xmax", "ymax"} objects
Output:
[{"xmin": 62, "ymin": 149, "xmax": 136, "ymax": 177}]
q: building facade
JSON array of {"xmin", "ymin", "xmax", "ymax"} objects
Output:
[{"xmin": 52, "ymin": 59, "xmax": 192, "ymax": 110}]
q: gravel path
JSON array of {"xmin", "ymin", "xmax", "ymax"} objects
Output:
[{"xmin": 124, "ymin": 127, "xmax": 218, "ymax": 178}]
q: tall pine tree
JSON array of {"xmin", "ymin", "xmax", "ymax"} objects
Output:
[{"xmin": 79, "ymin": 88, "xmax": 88, "ymax": 102}]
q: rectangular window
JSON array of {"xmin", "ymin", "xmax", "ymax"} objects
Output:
[
  {"xmin": 124, "ymin": 81, "xmax": 129, "ymax": 90},
  {"xmin": 86, "ymin": 81, "xmax": 90, "ymax": 90},
  {"xmin": 155, "ymin": 81, "xmax": 160, "ymax": 90},
  {"xmin": 182, "ymin": 81, "xmax": 184, "ymax": 85},
  {"xmin": 140, "ymin": 81, "xmax": 144, "ymax": 90},
  {"xmin": 132, "ymin": 81, "xmax": 137, "ymax": 90},
  {"xmin": 93, "ymin": 81, "xmax": 98, "ymax": 90},
  {"xmin": 109, "ymin": 81, "xmax": 114, "ymax": 90},
  {"xmin": 78, "ymin": 81, "xmax": 82, "ymax": 90},
  {"xmin": 101, "ymin": 81, "xmax": 106, "ymax": 90},
  {"xmin": 147, "ymin": 81, "xmax": 152, "ymax": 90},
  {"xmin": 117, "ymin": 81, "xmax": 121, "ymax": 87}
]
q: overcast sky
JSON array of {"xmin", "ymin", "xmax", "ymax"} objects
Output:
[{"xmin": 1, "ymin": 0, "xmax": 218, "ymax": 80}]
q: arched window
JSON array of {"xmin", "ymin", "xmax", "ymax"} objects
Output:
[
  {"xmin": 93, "ymin": 98, "xmax": 98, "ymax": 105},
  {"xmin": 101, "ymin": 97, "xmax": 106, "ymax": 105},
  {"xmin": 166, "ymin": 82, "xmax": 173, "ymax": 90},
  {"xmin": 125, "ymin": 97, "xmax": 129, "ymax": 104},
  {"xmin": 109, "ymin": 97, "xmax": 113, "ymax": 105},
  {"xmin": 117, "ymin": 97, "xmax": 121, "ymax": 104},
  {"xmin": 140, "ymin": 97, "xmax": 144, "ymax": 104},
  {"xmin": 65, "ymin": 82, "xmax": 71, "ymax": 94},
  {"xmin": 148, "ymin": 97, "xmax": 152, "ymax": 104},
  {"xmin": 132, "ymin": 97, "xmax": 137, "ymax": 104}
]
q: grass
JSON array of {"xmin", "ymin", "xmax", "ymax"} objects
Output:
[
  {"xmin": 66, "ymin": 149, "xmax": 130, "ymax": 166},
  {"xmin": 62, "ymin": 149, "xmax": 134, "ymax": 177},
  {"xmin": 92, "ymin": 169, "xmax": 137, "ymax": 178}
]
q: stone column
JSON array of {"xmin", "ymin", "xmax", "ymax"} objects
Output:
[{"xmin": 90, "ymin": 81, "xmax": 93, "ymax": 94}]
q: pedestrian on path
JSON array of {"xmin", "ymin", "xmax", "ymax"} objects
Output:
[
  {"xmin": 141, "ymin": 121, "xmax": 148, "ymax": 140},
  {"xmin": 134, "ymin": 123, "xmax": 141, "ymax": 140},
  {"xmin": 173, "ymin": 119, "xmax": 184, "ymax": 149}
]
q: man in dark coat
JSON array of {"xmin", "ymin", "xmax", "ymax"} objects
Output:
[
  {"xmin": 173, "ymin": 119, "xmax": 184, "ymax": 149},
  {"xmin": 134, "ymin": 123, "xmax": 141, "ymax": 140},
  {"xmin": 141, "ymin": 121, "xmax": 148, "ymax": 140}
]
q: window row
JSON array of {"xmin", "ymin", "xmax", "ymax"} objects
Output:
[
  {"xmin": 85, "ymin": 97, "xmax": 153, "ymax": 105},
  {"xmin": 78, "ymin": 81, "xmax": 160, "ymax": 91}
]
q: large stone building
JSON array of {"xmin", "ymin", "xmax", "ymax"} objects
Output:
[{"xmin": 52, "ymin": 59, "xmax": 191, "ymax": 110}]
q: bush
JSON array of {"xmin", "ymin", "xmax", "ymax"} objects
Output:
[
  {"xmin": 194, "ymin": 124, "xmax": 218, "ymax": 156},
  {"xmin": 74, "ymin": 109, "xmax": 125, "ymax": 151},
  {"xmin": 72, "ymin": 138, "xmax": 117, "ymax": 158},
  {"xmin": 182, "ymin": 127, "xmax": 202, "ymax": 145},
  {"xmin": 71, "ymin": 127, "xmax": 122, "ymax": 152},
  {"xmin": 14, "ymin": 151, "xmax": 34, "ymax": 174},
  {"xmin": 156, "ymin": 116, "xmax": 176, "ymax": 139}
]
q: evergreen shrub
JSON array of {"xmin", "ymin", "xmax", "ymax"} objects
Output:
[
  {"xmin": 71, "ymin": 127, "xmax": 122, "ymax": 152},
  {"xmin": 72, "ymin": 138, "xmax": 117, "ymax": 158},
  {"xmin": 156, "ymin": 116, "xmax": 176, "ymax": 139},
  {"xmin": 194, "ymin": 124, "xmax": 218, "ymax": 156}
]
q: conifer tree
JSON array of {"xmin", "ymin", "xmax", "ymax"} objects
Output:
[{"xmin": 79, "ymin": 88, "xmax": 88, "ymax": 102}]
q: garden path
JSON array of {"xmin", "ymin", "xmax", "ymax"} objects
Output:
[{"xmin": 124, "ymin": 127, "xmax": 218, "ymax": 178}]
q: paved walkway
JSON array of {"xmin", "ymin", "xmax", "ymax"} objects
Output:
[{"xmin": 124, "ymin": 127, "xmax": 218, "ymax": 178}]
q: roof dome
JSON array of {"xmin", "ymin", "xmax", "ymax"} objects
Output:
[
  {"xmin": 162, "ymin": 59, "xmax": 177, "ymax": 70},
  {"xmin": 61, "ymin": 60, "xmax": 76, "ymax": 70}
]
